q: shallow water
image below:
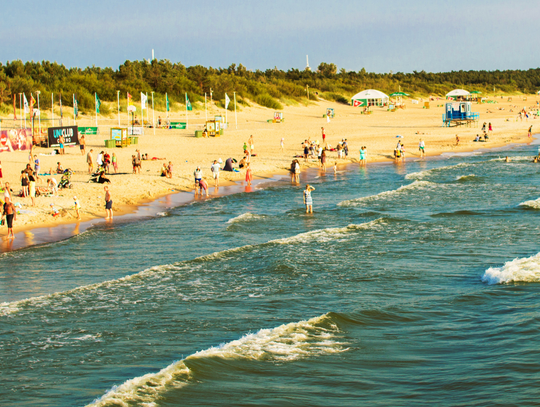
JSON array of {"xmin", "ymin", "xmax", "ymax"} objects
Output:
[{"xmin": 2, "ymin": 143, "xmax": 540, "ymax": 406}]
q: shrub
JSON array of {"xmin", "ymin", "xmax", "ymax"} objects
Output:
[{"xmin": 255, "ymin": 94, "xmax": 283, "ymax": 110}]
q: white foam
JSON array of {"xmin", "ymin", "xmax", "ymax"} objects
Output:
[
  {"xmin": 227, "ymin": 212, "xmax": 266, "ymax": 224},
  {"xmin": 456, "ymin": 174, "xmax": 476, "ymax": 181},
  {"xmin": 270, "ymin": 219, "xmax": 385, "ymax": 244},
  {"xmin": 482, "ymin": 253, "xmax": 540, "ymax": 285},
  {"xmin": 338, "ymin": 181, "xmax": 436, "ymax": 207},
  {"xmin": 87, "ymin": 313, "xmax": 346, "ymax": 407},
  {"xmin": 404, "ymin": 163, "xmax": 470, "ymax": 180},
  {"xmin": 519, "ymin": 198, "xmax": 540, "ymax": 209}
]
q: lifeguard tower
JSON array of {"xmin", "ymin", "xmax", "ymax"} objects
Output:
[{"xmin": 442, "ymin": 102, "xmax": 479, "ymax": 127}]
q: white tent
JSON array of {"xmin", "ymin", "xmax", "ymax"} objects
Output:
[
  {"xmin": 446, "ymin": 89, "xmax": 470, "ymax": 98},
  {"xmin": 351, "ymin": 89, "xmax": 389, "ymax": 107}
]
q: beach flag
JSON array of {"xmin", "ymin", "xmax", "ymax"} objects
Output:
[
  {"xmin": 141, "ymin": 92, "xmax": 147, "ymax": 110},
  {"xmin": 127, "ymin": 93, "xmax": 133, "ymax": 106},
  {"xmin": 23, "ymin": 94, "xmax": 29, "ymax": 114},
  {"xmin": 13, "ymin": 94, "xmax": 17, "ymax": 120},
  {"xmin": 225, "ymin": 93, "xmax": 230, "ymax": 109},
  {"xmin": 60, "ymin": 93, "xmax": 63, "ymax": 119},
  {"xmin": 73, "ymin": 94, "xmax": 79, "ymax": 119},
  {"xmin": 166, "ymin": 93, "xmax": 170, "ymax": 112},
  {"xmin": 95, "ymin": 93, "xmax": 101, "ymax": 113},
  {"xmin": 30, "ymin": 94, "xmax": 36, "ymax": 117},
  {"xmin": 186, "ymin": 94, "xmax": 192, "ymax": 111}
]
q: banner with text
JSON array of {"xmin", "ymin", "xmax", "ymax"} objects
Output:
[{"xmin": 48, "ymin": 126, "xmax": 79, "ymax": 148}]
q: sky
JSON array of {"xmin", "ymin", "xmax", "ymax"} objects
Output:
[{"xmin": 2, "ymin": 0, "xmax": 539, "ymax": 73}]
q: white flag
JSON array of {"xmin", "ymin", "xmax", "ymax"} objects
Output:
[
  {"xmin": 141, "ymin": 92, "xmax": 147, "ymax": 110},
  {"xmin": 23, "ymin": 94, "xmax": 29, "ymax": 113},
  {"xmin": 225, "ymin": 93, "xmax": 230, "ymax": 109}
]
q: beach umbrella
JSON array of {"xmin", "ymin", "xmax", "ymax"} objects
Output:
[{"xmin": 390, "ymin": 91, "xmax": 408, "ymax": 106}]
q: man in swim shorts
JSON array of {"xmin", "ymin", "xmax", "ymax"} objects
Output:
[
  {"xmin": 104, "ymin": 186, "xmax": 113, "ymax": 219},
  {"xmin": 194, "ymin": 166, "xmax": 202, "ymax": 191}
]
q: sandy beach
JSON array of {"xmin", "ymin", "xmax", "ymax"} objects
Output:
[{"xmin": 0, "ymin": 95, "xmax": 536, "ymax": 243}]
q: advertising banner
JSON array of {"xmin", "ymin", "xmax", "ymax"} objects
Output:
[
  {"xmin": 48, "ymin": 126, "xmax": 79, "ymax": 148},
  {"xmin": 128, "ymin": 127, "xmax": 143, "ymax": 135},
  {"xmin": 0, "ymin": 129, "xmax": 32, "ymax": 153}
]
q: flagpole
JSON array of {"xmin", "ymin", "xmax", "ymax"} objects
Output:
[
  {"xmin": 59, "ymin": 94, "xmax": 62, "ymax": 127},
  {"xmin": 234, "ymin": 92, "xmax": 237, "ymax": 129},
  {"xmin": 126, "ymin": 93, "xmax": 129, "ymax": 128},
  {"xmin": 166, "ymin": 92, "xmax": 169, "ymax": 123},
  {"xmin": 151, "ymin": 92, "xmax": 155, "ymax": 135},
  {"xmin": 225, "ymin": 95, "xmax": 228, "ymax": 125},
  {"xmin": 73, "ymin": 94, "xmax": 76, "ymax": 126},
  {"xmin": 19, "ymin": 93, "xmax": 22, "ymax": 129},
  {"xmin": 37, "ymin": 91, "xmax": 41, "ymax": 135},
  {"xmin": 146, "ymin": 92, "xmax": 149, "ymax": 129},
  {"xmin": 51, "ymin": 93, "xmax": 54, "ymax": 127},
  {"xmin": 24, "ymin": 94, "xmax": 27, "ymax": 130},
  {"xmin": 95, "ymin": 93, "xmax": 98, "ymax": 127},
  {"xmin": 141, "ymin": 92, "xmax": 145, "ymax": 136},
  {"xmin": 117, "ymin": 91, "xmax": 120, "ymax": 126},
  {"xmin": 185, "ymin": 93, "xmax": 188, "ymax": 130},
  {"xmin": 205, "ymin": 93, "xmax": 207, "ymax": 121}
]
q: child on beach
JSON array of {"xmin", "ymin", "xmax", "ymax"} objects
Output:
[
  {"xmin": 303, "ymin": 184, "xmax": 315, "ymax": 214},
  {"xmin": 245, "ymin": 162, "xmax": 253, "ymax": 186},
  {"xmin": 199, "ymin": 178, "xmax": 209, "ymax": 197},
  {"xmin": 73, "ymin": 196, "xmax": 81, "ymax": 220},
  {"xmin": 333, "ymin": 162, "xmax": 337, "ymax": 174},
  {"xmin": 418, "ymin": 139, "xmax": 425, "ymax": 158}
]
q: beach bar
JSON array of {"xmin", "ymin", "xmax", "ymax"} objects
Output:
[{"xmin": 351, "ymin": 89, "xmax": 389, "ymax": 107}]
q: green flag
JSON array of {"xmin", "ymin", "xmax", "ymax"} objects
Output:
[
  {"xmin": 166, "ymin": 94, "xmax": 170, "ymax": 112},
  {"xmin": 186, "ymin": 93, "xmax": 192, "ymax": 111},
  {"xmin": 95, "ymin": 93, "xmax": 101, "ymax": 113}
]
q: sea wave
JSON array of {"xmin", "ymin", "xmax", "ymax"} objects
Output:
[
  {"xmin": 481, "ymin": 253, "xmax": 540, "ymax": 285},
  {"xmin": 87, "ymin": 313, "xmax": 347, "ymax": 407},
  {"xmin": 405, "ymin": 163, "xmax": 469, "ymax": 180},
  {"xmin": 338, "ymin": 181, "xmax": 437, "ymax": 207},
  {"xmin": 456, "ymin": 174, "xmax": 477, "ymax": 181},
  {"xmin": 519, "ymin": 198, "xmax": 540, "ymax": 209},
  {"xmin": 227, "ymin": 212, "xmax": 267, "ymax": 224}
]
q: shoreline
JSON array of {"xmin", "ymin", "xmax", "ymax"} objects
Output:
[{"xmin": 1, "ymin": 133, "xmax": 534, "ymax": 253}]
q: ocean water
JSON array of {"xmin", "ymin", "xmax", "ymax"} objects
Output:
[{"xmin": 2, "ymin": 142, "xmax": 540, "ymax": 406}]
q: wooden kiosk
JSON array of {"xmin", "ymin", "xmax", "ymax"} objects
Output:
[
  {"xmin": 205, "ymin": 120, "xmax": 221, "ymax": 137},
  {"xmin": 110, "ymin": 128, "xmax": 130, "ymax": 147}
]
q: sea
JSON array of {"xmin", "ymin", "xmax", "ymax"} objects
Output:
[{"xmin": 2, "ymin": 140, "xmax": 540, "ymax": 406}]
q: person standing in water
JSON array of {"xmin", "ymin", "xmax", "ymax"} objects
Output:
[
  {"xmin": 303, "ymin": 184, "xmax": 315, "ymax": 214},
  {"xmin": 418, "ymin": 139, "xmax": 425, "ymax": 158},
  {"xmin": 104, "ymin": 186, "xmax": 113, "ymax": 219},
  {"xmin": 359, "ymin": 146, "xmax": 367, "ymax": 166},
  {"xmin": 2, "ymin": 196, "xmax": 16, "ymax": 239}
]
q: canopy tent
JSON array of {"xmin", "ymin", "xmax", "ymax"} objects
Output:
[
  {"xmin": 351, "ymin": 89, "xmax": 389, "ymax": 107},
  {"xmin": 446, "ymin": 89, "xmax": 471, "ymax": 100}
]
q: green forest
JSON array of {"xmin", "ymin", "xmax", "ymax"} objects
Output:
[{"xmin": 1, "ymin": 59, "xmax": 539, "ymax": 115}]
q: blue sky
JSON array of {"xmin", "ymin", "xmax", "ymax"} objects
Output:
[{"xmin": 2, "ymin": 0, "xmax": 539, "ymax": 73}]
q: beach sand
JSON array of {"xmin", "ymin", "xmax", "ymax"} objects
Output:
[{"xmin": 0, "ymin": 95, "xmax": 536, "ymax": 245}]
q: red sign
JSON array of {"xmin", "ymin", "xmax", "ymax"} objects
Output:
[
  {"xmin": 353, "ymin": 100, "xmax": 364, "ymax": 107},
  {"xmin": 0, "ymin": 129, "xmax": 32, "ymax": 153}
]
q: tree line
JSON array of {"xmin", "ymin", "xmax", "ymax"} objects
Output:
[{"xmin": 1, "ymin": 59, "xmax": 539, "ymax": 115}]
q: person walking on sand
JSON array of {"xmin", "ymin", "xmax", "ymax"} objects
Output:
[
  {"xmin": 456, "ymin": 134, "xmax": 460, "ymax": 146},
  {"xmin": 211, "ymin": 160, "xmax": 220, "ymax": 187},
  {"xmin": 194, "ymin": 166, "xmax": 202, "ymax": 190},
  {"xmin": 34, "ymin": 155, "xmax": 40, "ymax": 181},
  {"xmin": 80, "ymin": 134, "xmax": 86, "ymax": 155},
  {"xmin": 87, "ymin": 149, "xmax": 94, "ymax": 174},
  {"xmin": 418, "ymin": 139, "xmax": 425, "ymax": 158},
  {"xmin": 248, "ymin": 135, "xmax": 255, "ymax": 155},
  {"xmin": 488, "ymin": 122, "xmax": 493, "ymax": 133},
  {"xmin": 104, "ymin": 186, "xmax": 113, "ymax": 219},
  {"xmin": 2, "ymin": 196, "xmax": 16, "ymax": 239},
  {"xmin": 280, "ymin": 137, "xmax": 284, "ymax": 152},
  {"xmin": 528, "ymin": 125, "xmax": 533, "ymax": 138},
  {"xmin": 112, "ymin": 153, "xmax": 118, "ymax": 173},
  {"xmin": 303, "ymin": 184, "xmax": 315, "ymax": 214},
  {"xmin": 58, "ymin": 134, "xmax": 65, "ymax": 154},
  {"xmin": 73, "ymin": 196, "xmax": 81, "ymax": 220},
  {"xmin": 245, "ymin": 162, "xmax": 253, "ymax": 186},
  {"xmin": 321, "ymin": 127, "xmax": 326, "ymax": 144}
]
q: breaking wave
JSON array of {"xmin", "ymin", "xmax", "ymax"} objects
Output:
[
  {"xmin": 481, "ymin": 253, "xmax": 540, "ymax": 285},
  {"xmin": 338, "ymin": 181, "xmax": 437, "ymax": 207},
  {"xmin": 519, "ymin": 198, "xmax": 540, "ymax": 209},
  {"xmin": 227, "ymin": 212, "xmax": 267, "ymax": 224},
  {"xmin": 87, "ymin": 313, "xmax": 347, "ymax": 406}
]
